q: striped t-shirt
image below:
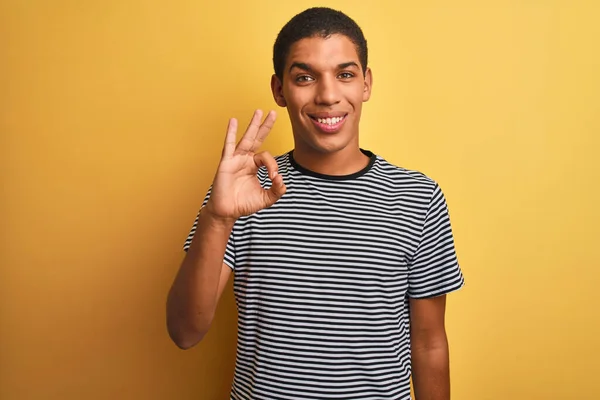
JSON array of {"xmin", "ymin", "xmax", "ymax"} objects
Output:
[{"xmin": 184, "ymin": 149, "xmax": 465, "ymax": 400}]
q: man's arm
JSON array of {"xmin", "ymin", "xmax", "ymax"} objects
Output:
[
  {"xmin": 410, "ymin": 294, "xmax": 450, "ymax": 400},
  {"xmin": 167, "ymin": 209, "xmax": 234, "ymax": 349},
  {"xmin": 166, "ymin": 110, "xmax": 285, "ymax": 350}
]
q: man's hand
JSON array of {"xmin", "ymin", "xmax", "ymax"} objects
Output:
[{"xmin": 205, "ymin": 109, "xmax": 287, "ymax": 221}]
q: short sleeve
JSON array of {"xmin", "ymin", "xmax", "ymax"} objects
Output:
[
  {"xmin": 182, "ymin": 187, "xmax": 236, "ymax": 270},
  {"xmin": 408, "ymin": 183, "xmax": 464, "ymax": 298}
]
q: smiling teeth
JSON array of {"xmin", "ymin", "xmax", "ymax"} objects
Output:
[{"xmin": 317, "ymin": 116, "xmax": 343, "ymax": 125}]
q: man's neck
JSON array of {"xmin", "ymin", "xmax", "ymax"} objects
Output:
[{"xmin": 291, "ymin": 144, "xmax": 371, "ymax": 177}]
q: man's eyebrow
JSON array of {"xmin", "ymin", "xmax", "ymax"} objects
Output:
[
  {"xmin": 289, "ymin": 62, "xmax": 312, "ymax": 73},
  {"xmin": 338, "ymin": 61, "xmax": 360, "ymax": 70},
  {"xmin": 288, "ymin": 61, "xmax": 360, "ymax": 73}
]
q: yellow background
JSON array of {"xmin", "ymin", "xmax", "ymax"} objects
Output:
[{"xmin": 2, "ymin": 0, "xmax": 599, "ymax": 399}]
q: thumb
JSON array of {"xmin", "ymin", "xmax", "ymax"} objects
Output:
[{"xmin": 263, "ymin": 174, "xmax": 286, "ymax": 207}]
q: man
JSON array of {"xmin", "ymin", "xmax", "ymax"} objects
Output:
[{"xmin": 167, "ymin": 7, "xmax": 464, "ymax": 400}]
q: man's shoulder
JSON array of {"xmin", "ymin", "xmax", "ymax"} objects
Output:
[{"xmin": 371, "ymin": 153, "xmax": 439, "ymax": 191}]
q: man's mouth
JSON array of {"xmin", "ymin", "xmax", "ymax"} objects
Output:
[{"xmin": 308, "ymin": 114, "xmax": 348, "ymax": 132}]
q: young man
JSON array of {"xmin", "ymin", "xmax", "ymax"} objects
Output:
[{"xmin": 167, "ymin": 7, "xmax": 464, "ymax": 400}]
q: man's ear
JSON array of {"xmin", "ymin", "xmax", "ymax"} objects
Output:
[
  {"xmin": 363, "ymin": 67, "xmax": 373, "ymax": 102},
  {"xmin": 271, "ymin": 74, "xmax": 287, "ymax": 107}
]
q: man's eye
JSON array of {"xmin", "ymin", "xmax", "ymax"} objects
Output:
[
  {"xmin": 296, "ymin": 75, "xmax": 314, "ymax": 82},
  {"xmin": 339, "ymin": 72, "xmax": 354, "ymax": 79}
]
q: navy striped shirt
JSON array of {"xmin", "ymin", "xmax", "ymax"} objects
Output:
[{"xmin": 184, "ymin": 149, "xmax": 465, "ymax": 399}]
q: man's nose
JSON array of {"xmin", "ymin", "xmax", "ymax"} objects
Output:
[{"xmin": 314, "ymin": 76, "xmax": 341, "ymax": 106}]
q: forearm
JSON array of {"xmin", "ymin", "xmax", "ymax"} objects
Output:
[
  {"xmin": 166, "ymin": 208, "xmax": 234, "ymax": 348},
  {"xmin": 411, "ymin": 337, "xmax": 450, "ymax": 400}
]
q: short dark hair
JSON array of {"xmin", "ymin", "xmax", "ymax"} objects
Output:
[{"xmin": 273, "ymin": 7, "xmax": 368, "ymax": 80}]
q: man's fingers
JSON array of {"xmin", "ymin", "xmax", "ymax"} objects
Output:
[
  {"xmin": 265, "ymin": 174, "xmax": 287, "ymax": 205},
  {"xmin": 245, "ymin": 109, "xmax": 263, "ymax": 137},
  {"xmin": 251, "ymin": 110, "xmax": 277, "ymax": 152},
  {"xmin": 237, "ymin": 110, "xmax": 263, "ymax": 153},
  {"xmin": 222, "ymin": 118, "xmax": 238, "ymax": 158},
  {"xmin": 254, "ymin": 151, "xmax": 286, "ymax": 207},
  {"xmin": 253, "ymin": 151, "xmax": 278, "ymax": 179}
]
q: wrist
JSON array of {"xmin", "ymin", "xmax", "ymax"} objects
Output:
[{"xmin": 201, "ymin": 203, "xmax": 237, "ymax": 229}]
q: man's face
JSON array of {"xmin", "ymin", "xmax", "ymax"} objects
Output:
[{"xmin": 271, "ymin": 34, "xmax": 372, "ymax": 155}]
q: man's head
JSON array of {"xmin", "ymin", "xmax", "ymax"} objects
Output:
[
  {"xmin": 272, "ymin": 7, "xmax": 368, "ymax": 81},
  {"xmin": 270, "ymin": 8, "xmax": 373, "ymax": 157}
]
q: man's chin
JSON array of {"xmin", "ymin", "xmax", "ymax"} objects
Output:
[
  {"xmin": 293, "ymin": 126, "xmax": 356, "ymax": 154},
  {"xmin": 307, "ymin": 137, "xmax": 353, "ymax": 154}
]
